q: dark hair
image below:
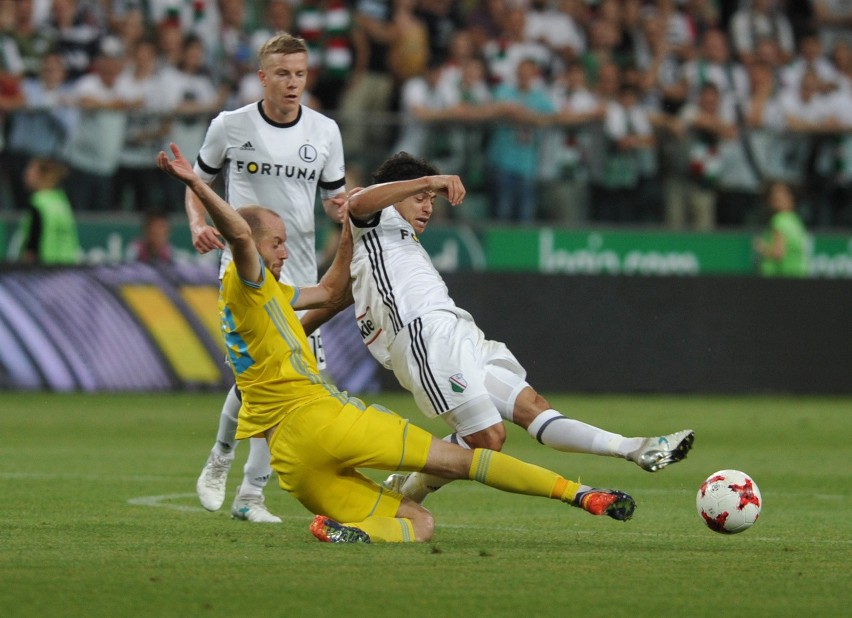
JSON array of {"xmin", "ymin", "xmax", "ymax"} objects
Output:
[
  {"xmin": 699, "ymin": 81, "xmax": 721, "ymax": 95},
  {"xmin": 371, "ymin": 152, "xmax": 440, "ymax": 184},
  {"xmin": 619, "ymin": 83, "xmax": 641, "ymax": 97},
  {"xmin": 30, "ymin": 156, "xmax": 68, "ymax": 181},
  {"xmin": 143, "ymin": 208, "xmax": 170, "ymax": 224},
  {"xmin": 182, "ymin": 32, "xmax": 203, "ymax": 51}
]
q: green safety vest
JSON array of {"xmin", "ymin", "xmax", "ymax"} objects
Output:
[
  {"xmin": 760, "ymin": 211, "xmax": 808, "ymax": 278},
  {"xmin": 21, "ymin": 188, "xmax": 81, "ymax": 265}
]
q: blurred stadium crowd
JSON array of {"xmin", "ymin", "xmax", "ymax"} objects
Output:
[{"xmin": 0, "ymin": 0, "xmax": 851, "ymax": 229}]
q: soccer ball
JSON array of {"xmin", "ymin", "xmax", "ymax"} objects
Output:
[{"xmin": 696, "ymin": 470, "xmax": 762, "ymax": 534}]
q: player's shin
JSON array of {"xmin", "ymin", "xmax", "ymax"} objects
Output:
[
  {"xmin": 467, "ymin": 448, "xmax": 583, "ymax": 502},
  {"xmin": 526, "ymin": 410, "xmax": 643, "ymax": 458}
]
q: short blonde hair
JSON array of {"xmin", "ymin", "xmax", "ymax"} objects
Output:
[
  {"xmin": 258, "ymin": 32, "xmax": 308, "ymax": 68},
  {"xmin": 238, "ymin": 205, "xmax": 282, "ymax": 239}
]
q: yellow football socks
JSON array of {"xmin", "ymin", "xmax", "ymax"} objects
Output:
[
  {"xmin": 467, "ymin": 448, "xmax": 581, "ymax": 503},
  {"xmin": 345, "ymin": 516, "xmax": 417, "ymax": 543}
]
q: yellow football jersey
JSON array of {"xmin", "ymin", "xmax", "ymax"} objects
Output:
[{"xmin": 219, "ymin": 260, "xmax": 346, "ymax": 439}]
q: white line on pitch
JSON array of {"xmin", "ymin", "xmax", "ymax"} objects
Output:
[{"xmin": 127, "ymin": 493, "xmax": 207, "ymax": 512}]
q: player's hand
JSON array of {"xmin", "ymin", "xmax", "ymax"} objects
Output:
[
  {"xmin": 345, "ymin": 187, "xmax": 365, "ymax": 204},
  {"xmin": 430, "ymin": 175, "xmax": 466, "ymax": 207},
  {"xmin": 191, "ymin": 223, "xmax": 225, "ymax": 253},
  {"xmin": 323, "ymin": 194, "xmax": 348, "ymax": 223},
  {"xmin": 157, "ymin": 143, "xmax": 195, "ymax": 183}
]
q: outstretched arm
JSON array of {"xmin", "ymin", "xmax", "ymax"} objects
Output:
[
  {"xmin": 293, "ymin": 214, "xmax": 353, "ymax": 311},
  {"xmin": 157, "ymin": 143, "xmax": 262, "ymax": 283},
  {"xmin": 347, "ymin": 176, "xmax": 465, "ymax": 221}
]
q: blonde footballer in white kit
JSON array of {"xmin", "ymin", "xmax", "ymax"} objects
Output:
[
  {"xmin": 346, "ymin": 152, "xmax": 696, "ymax": 503},
  {"xmin": 189, "ymin": 33, "xmax": 346, "ymax": 522}
]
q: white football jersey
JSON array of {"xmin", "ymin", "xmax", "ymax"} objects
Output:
[
  {"xmin": 195, "ymin": 102, "xmax": 346, "ymax": 286},
  {"xmin": 350, "ymin": 207, "xmax": 457, "ymax": 367}
]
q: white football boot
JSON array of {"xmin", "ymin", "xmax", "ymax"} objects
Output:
[
  {"xmin": 196, "ymin": 451, "xmax": 234, "ymax": 511},
  {"xmin": 629, "ymin": 429, "xmax": 695, "ymax": 472},
  {"xmin": 230, "ymin": 493, "xmax": 282, "ymax": 523}
]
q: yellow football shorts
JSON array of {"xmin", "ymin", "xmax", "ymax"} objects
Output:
[{"xmin": 268, "ymin": 397, "xmax": 433, "ymax": 523}]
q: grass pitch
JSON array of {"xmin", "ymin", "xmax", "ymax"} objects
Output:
[{"xmin": 1, "ymin": 392, "xmax": 850, "ymax": 617}]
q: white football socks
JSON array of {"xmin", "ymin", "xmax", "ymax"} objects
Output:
[
  {"xmin": 212, "ymin": 385, "xmax": 241, "ymax": 457},
  {"xmin": 526, "ymin": 409, "xmax": 644, "ymax": 459},
  {"xmin": 211, "ymin": 386, "xmax": 271, "ymax": 497},
  {"xmin": 239, "ymin": 437, "xmax": 272, "ymax": 497}
]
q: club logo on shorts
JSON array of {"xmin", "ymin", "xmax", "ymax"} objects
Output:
[{"xmin": 449, "ymin": 373, "xmax": 468, "ymax": 393}]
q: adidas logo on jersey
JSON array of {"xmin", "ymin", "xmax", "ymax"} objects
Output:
[{"xmin": 240, "ymin": 141, "xmax": 255, "ymax": 151}]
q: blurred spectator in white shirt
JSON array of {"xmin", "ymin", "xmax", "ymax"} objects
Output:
[
  {"xmin": 593, "ymin": 82, "xmax": 656, "ymax": 223},
  {"xmin": 160, "ymin": 33, "xmax": 227, "ymax": 209},
  {"xmin": 482, "ymin": 6, "xmax": 552, "ymax": 87},
  {"xmin": 39, "ymin": 0, "xmax": 103, "ymax": 82},
  {"xmin": 655, "ymin": 0, "xmax": 697, "ymax": 60},
  {"xmin": 112, "ymin": 37, "xmax": 174, "ymax": 212},
  {"xmin": 525, "ymin": 0, "xmax": 586, "ymax": 65},
  {"xmin": 728, "ymin": 0, "xmax": 795, "ymax": 66},
  {"xmin": 743, "ymin": 59, "xmax": 788, "ymax": 184},
  {"xmin": 392, "ymin": 60, "xmax": 450, "ymax": 159},
  {"xmin": 9, "ymin": 0, "xmax": 53, "ymax": 79},
  {"xmin": 811, "ymin": 0, "xmax": 852, "ymax": 54},
  {"xmin": 780, "ymin": 69, "xmax": 837, "ymax": 130},
  {"xmin": 539, "ymin": 61, "xmax": 605, "ymax": 224},
  {"xmin": 437, "ymin": 55, "xmax": 493, "ymax": 201},
  {"xmin": 679, "ymin": 28, "xmax": 749, "ymax": 117},
  {"xmin": 781, "ymin": 31, "xmax": 842, "ymax": 95},
  {"xmin": 672, "ymin": 82, "xmax": 737, "ymax": 229},
  {"xmin": 114, "ymin": 7, "xmax": 148, "ymax": 61},
  {"xmin": 435, "ymin": 28, "xmax": 476, "ymax": 101},
  {"xmin": 830, "ymin": 41, "xmax": 852, "ymax": 95},
  {"xmin": 5, "ymin": 51, "xmax": 76, "ymax": 210},
  {"xmin": 63, "ymin": 36, "xmax": 141, "ymax": 211}
]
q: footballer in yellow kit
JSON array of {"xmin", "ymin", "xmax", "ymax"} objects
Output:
[
  {"xmin": 159, "ymin": 140, "xmax": 637, "ymax": 544},
  {"xmin": 220, "ymin": 260, "xmax": 431, "ymax": 524}
]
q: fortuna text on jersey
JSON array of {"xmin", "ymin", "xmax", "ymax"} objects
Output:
[{"xmin": 233, "ymin": 159, "xmax": 318, "ymax": 180}]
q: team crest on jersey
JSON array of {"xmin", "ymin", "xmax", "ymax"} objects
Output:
[
  {"xmin": 449, "ymin": 373, "xmax": 467, "ymax": 393},
  {"xmin": 299, "ymin": 144, "xmax": 317, "ymax": 162}
]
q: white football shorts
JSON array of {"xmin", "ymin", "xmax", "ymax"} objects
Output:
[{"xmin": 389, "ymin": 309, "xmax": 528, "ymax": 436}]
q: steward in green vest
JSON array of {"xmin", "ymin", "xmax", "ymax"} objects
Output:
[
  {"xmin": 754, "ymin": 182, "xmax": 808, "ymax": 277},
  {"xmin": 19, "ymin": 157, "xmax": 80, "ymax": 265}
]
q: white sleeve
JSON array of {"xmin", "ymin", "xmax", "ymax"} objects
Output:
[
  {"xmin": 634, "ymin": 109, "xmax": 653, "ymax": 136},
  {"xmin": 604, "ymin": 104, "xmax": 625, "ymax": 138},
  {"xmin": 71, "ymin": 74, "xmax": 98, "ymax": 101},
  {"xmin": 319, "ymin": 121, "xmax": 346, "ymax": 200},
  {"xmin": 194, "ymin": 113, "xmax": 228, "ymax": 182}
]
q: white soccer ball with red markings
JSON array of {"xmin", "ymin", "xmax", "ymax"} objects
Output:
[{"xmin": 696, "ymin": 469, "xmax": 762, "ymax": 534}]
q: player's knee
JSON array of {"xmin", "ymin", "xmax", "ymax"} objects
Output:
[
  {"xmin": 512, "ymin": 389, "xmax": 550, "ymax": 429},
  {"xmin": 461, "ymin": 424, "xmax": 506, "ymax": 451}
]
